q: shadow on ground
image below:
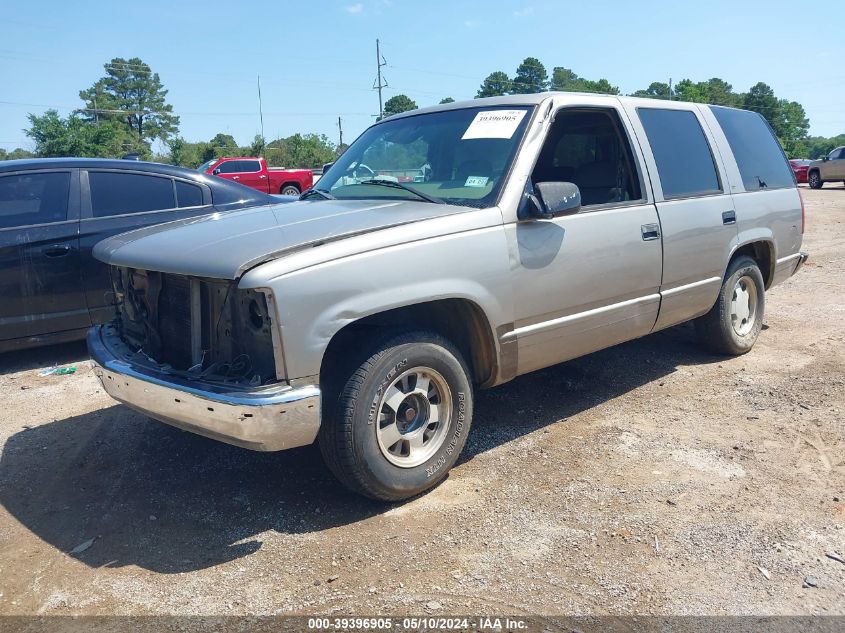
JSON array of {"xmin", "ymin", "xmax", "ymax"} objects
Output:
[
  {"xmin": 0, "ymin": 324, "xmax": 721, "ymax": 574},
  {"xmin": 0, "ymin": 340, "xmax": 89, "ymax": 375}
]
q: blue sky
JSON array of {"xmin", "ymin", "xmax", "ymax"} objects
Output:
[{"xmin": 1, "ymin": 0, "xmax": 842, "ymax": 153}]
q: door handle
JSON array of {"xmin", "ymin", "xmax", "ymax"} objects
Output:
[
  {"xmin": 722, "ymin": 210, "xmax": 736, "ymax": 225},
  {"xmin": 42, "ymin": 244, "xmax": 71, "ymax": 257},
  {"xmin": 641, "ymin": 223, "xmax": 660, "ymax": 241},
  {"xmin": 259, "ymin": 175, "xmax": 267, "ymax": 179},
  {"xmin": 232, "ymin": 176, "xmax": 240, "ymax": 180}
]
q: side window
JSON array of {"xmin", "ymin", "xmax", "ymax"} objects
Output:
[
  {"xmin": 831, "ymin": 148, "xmax": 845, "ymax": 160},
  {"xmin": 240, "ymin": 160, "xmax": 261, "ymax": 173},
  {"xmin": 532, "ymin": 108, "xmax": 642, "ymax": 206},
  {"xmin": 175, "ymin": 181, "xmax": 204, "ymax": 208},
  {"xmin": 89, "ymin": 172, "xmax": 176, "ymax": 217},
  {"xmin": 637, "ymin": 108, "xmax": 721, "ymax": 198},
  {"xmin": 711, "ymin": 106, "xmax": 795, "ymax": 191},
  {"xmin": 216, "ymin": 161, "xmax": 240, "ymax": 174},
  {"xmin": 0, "ymin": 172, "xmax": 71, "ymax": 230}
]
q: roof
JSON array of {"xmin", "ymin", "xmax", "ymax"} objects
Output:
[
  {"xmin": 377, "ymin": 92, "xmax": 757, "ymax": 126},
  {"xmin": 0, "ymin": 157, "xmax": 204, "ymax": 177}
]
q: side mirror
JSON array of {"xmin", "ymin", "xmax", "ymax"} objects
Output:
[
  {"xmin": 212, "ymin": 168, "xmax": 222, "ymax": 175},
  {"xmin": 822, "ymin": 156, "xmax": 828, "ymax": 162},
  {"xmin": 531, "ymin": 182, "xmax": 581, "ymax": 219}
]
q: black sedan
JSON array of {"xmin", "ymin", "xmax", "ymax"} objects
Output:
[{"xmin": 0, "ymin": 158, "xmax": 278, "ymax": 353}]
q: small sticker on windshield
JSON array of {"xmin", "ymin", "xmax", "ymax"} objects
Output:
[
  {"xmin": 464, "ymin": 176, "xmax": 489, "ymax": 188},
  {"xmin": 462, "ymin": 110, "xmax": 527, "ymax": 140}
]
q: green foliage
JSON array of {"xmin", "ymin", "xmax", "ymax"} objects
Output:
[
  {"xmin": 802, "ymin": 134, "xmax": 845, "ymax": 159},
  {"xmin": 78, "ymin": 57, "xmax": 179, "ymax": 148},
  {"xmin": 25, "ymin": 109, "xmax": 143, "ymax": 158},
  {"xmin": 511, "ymin": 57, "xmax": 548, "ymax": 94},
  {"xmin": 0, "ymin": 147, "xmax": 35, "ymax": 161},
  {"xmin": 267, "ymin": 133, "xmax": 337, "ymax": 168},
  {"xmin": 476, "ymin": 71, "xmax": 512, "ymax": 98},
  {"xmin": 631, "ymin": 82, "xmax": 672, "ymax": 99},
  {"xmin": 383, "ymin": 95, "xmax": 418, "ymax": 117},
  {"xmin": 249, "ymin": 134, "xmax": 266, "ymax": 157},
  {"xmin": 209, "ymin": 133, "xmax": 238, "ymax": 149},
  {"xmin": 551, "ymin": 67, "xmax": 619, "ymax": 94},
  {"xmin": 439, "ymin": 97, "xmax": 455, "ymax": 104}
]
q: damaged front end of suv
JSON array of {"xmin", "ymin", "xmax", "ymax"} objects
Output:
[{"xmin": 88, "ymin": 264, "xmax": 320, "ymax": 451}]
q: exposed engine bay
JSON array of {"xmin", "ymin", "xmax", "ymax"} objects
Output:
[{"xmin": 110, "ymin": 266, "xmax": 278, "ymax": 387}]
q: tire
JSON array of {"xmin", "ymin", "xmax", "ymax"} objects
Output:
[
  {"xmin": 318, "ymin": 331, "xmax": 473, "ymax": 501},
  {"xmin": 281, "ymin": 184, "xmax": 300, "ymax": 196},
  {"xmin": 695, "ymin": 256, "xmax": 765, "ymax": 355},
  {"xmin": 808, "ymin": 171, "xmax": 823, "ymax": 189}
]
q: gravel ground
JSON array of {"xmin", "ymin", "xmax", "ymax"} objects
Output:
[{"xmin": 0, "ymin": 185, "xmax": 843, "ymax": 617}]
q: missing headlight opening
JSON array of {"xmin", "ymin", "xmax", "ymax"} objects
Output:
[{"xmin": 111, "ymin": 266, "xmax": 277, "ymax": 387}]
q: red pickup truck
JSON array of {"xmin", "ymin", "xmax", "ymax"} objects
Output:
[{"xmin": 198, "ymin": 157, "xmax": 313, "ymax": 195}]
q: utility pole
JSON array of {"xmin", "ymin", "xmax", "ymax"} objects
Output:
[
  {"xmin": 93, "ymin": 95, "xmax": 99, "ymax": 124},
  {"xmin": 373, "ymin": 39, "xmax": 388, "ymax": 119},
  {"xmin": 337, "ymin": 116, "xmax": 343, "ymax": 149},
  {"xmin": 257, "ymin": 75, "xmax": 266, "ymax": 157},
  {"xmin": 668, "ymin": 77, "xmax": 673, "ymax": 101}
]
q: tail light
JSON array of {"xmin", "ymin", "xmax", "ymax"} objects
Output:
[{"xmin": 799, "ymin": 189, "xmax": 805, "ymax": 234}]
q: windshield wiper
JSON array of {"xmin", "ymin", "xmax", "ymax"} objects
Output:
[
  {"xmin": 299, "ymin": 188, "xmax": 335, "ymax": 200},
  {"xmin": 359, "ymin": 179, "xmax": 445, "ymax": 204}
]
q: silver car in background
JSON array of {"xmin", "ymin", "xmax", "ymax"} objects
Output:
[{"xmin": 87, "ymin": 93, "xmax": 808, "ymax": 500}]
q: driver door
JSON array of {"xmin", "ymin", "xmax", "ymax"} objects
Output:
[{"xmin": 505, "ymin": 105, "xmax": 663, "ymax": 375}]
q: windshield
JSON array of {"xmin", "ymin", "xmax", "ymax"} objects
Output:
[
  {"xmin": 317, "ymin": 106, "xmax": 534, "ymax": 208},
  {"xmin": 197, "ymin": 159, "xmax": 218, "ymax": 173}
]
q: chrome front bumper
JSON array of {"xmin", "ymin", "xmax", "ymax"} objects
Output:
[{"xmin": 87, "ymin": 325, "xmax": 321, "ymax": 451}]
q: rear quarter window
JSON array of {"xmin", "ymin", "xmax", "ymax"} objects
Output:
[
  {"xmin": 711, "ymin": 106, "xmax": 794, "ymax": 191},
  {"xmin": 637, "ymin": 108, "xmax": 721, "ymax": 199},
  {"xmin": 175, "ymin": 180, "xmax": 204, "ymax": 208}
]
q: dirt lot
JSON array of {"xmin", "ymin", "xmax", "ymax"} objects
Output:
[{"xmin": 0, "ymin": 185, "xmax": 843, "ymax": 618}]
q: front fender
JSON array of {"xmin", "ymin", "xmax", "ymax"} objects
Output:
[{"xmin": 242, "ymin": 224, "xmax": 513, "ymax": 380}]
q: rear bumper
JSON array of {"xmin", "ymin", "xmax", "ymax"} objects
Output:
[
  {"xmin": 793, "ymin": 251, "xmax": 809, "ymax": 275},
  {"xmin": 87, "ymin": 325, "xmax": 321, "ymax": 451}
]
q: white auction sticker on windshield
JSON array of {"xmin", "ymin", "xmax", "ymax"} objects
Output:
[{"xmin": 462, "ymin": 110, "xmax": 527, "ymax": 140}]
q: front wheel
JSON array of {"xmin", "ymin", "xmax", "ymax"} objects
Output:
[
  {"xmin": 695, "ymin": 256, "xmax": 765, "ymax": 355},
  {"xmin": 808, "ymin": 171, "xmax": 823, "ymax": 189},
  {"xmin": 280, "ymin": 184, "xmax": 301, "ymax": 196},
  {"xmin": 319, "ymin": 331, "xmax": 473, "ymax": 501}
]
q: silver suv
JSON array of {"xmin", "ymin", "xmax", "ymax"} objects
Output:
[
  {"xmin": 88, "ymin": 94, "xmax": 808, "ymax": 500},
  {"xmin": 808, "ymin": 146, "xmax": 845, "ymax": 189}
]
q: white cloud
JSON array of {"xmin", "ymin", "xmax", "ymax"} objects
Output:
[
  {"xmin": 513, "ymin": 6, "xmax": 534, "ymax": 17},
  {"xmin": 346, "ymin": 3, "xmax": 364, "ymax": 13}
]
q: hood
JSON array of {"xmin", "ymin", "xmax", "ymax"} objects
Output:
[{"xmin": 93, "ymin": 199, "xmax": 470, "ymax": 280}]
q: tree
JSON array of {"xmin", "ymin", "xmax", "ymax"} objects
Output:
[
  {"xmin": 249, "ymin": 134, "xmax": 266, "ymax": 157},
  {"xmin": 79, "ymin": 57, "xmax": 179, "ymax": 147},
  {"xmin": 209, "ymin": 133, "xmax": 238, "ymax": 149},
  {"xmin": 25, "ymin": 109, "xmax": 139, "ymax": 158},
  {"xmin": 476, "ymin": 71, "xmax": 512, "ymax": 98},
  {"xmin": 511, "ymin": 57, "xmax": 548, "ymax": 94},
  {"xmin": 383, "ymin": 94, "xmax": 418, "ymax": 117},
  {"xmin": 439, "ymin": 97, "xmax": 455, "ymax": 104},
  {"xmin": 631, "ymin": 82, "xmax": 671, "ymax": 99},
  {"xmin": 551, "ymin": 67, "xmax": 619, "ymax": 94},
  {"xmin": 742, "ymin": 82, "xmax": 779, "ymax": 120},
  {"xmin": 0, "ymin": 147, "xmax": 35, "ymax": 161}
]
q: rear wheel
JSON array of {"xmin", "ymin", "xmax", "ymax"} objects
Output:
[
  {"xmin": 281, "ymin": 184, "xmax": 301, "ymax": 196},
  {"xmin": 319, "ymin": 331, "xmax": 473, "ymax": 501},
  {"xmin": 695, "ymin": 256, "xmax": 765, "ymax": 355},
  {"xmin": 808, "ymin": 171, "xmax": 823, "ymax": 189}
]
